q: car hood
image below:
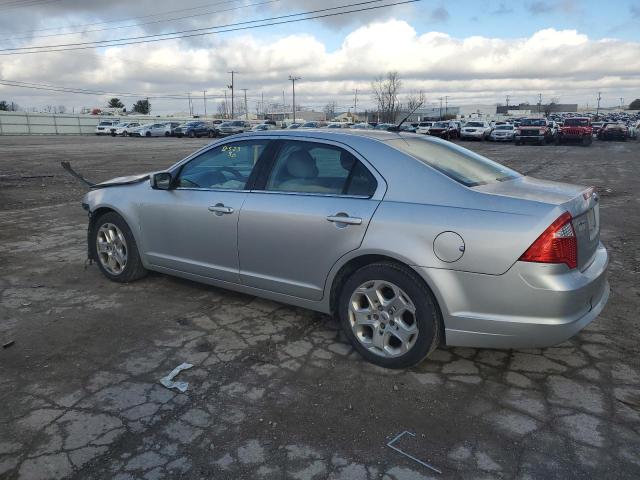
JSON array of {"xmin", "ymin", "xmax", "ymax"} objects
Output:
[{"xmin": 91, "ymin": 173, "xmax": 150, "ymax": 189}]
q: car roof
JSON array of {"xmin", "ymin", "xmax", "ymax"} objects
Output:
[{"xmin": 223, "ymin": 128, "xmax": 434, "ymax": 146}]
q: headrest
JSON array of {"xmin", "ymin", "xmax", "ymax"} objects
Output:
[
  {"xmin": 340, "ymin": 151, "xmax": 356, "ymax": 171},
  {"xmin": 286, "ymin": 150, "xmax": 318, "ymax": 178}
]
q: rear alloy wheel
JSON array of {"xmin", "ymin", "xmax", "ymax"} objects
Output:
[
  {"xmin": 338, "ymin": 263, "xmax": 440, "ymax": 368},
  {"xmin": 123, "ymin": 131, "xmax": 129, "ymax": 137},
  {"xmin": 93, "ymin": 212, "xmax": 147, "ymax": 283},
  {"xmin": 145, "ymin": 131, "xmax": 151, "ymax": 137}
]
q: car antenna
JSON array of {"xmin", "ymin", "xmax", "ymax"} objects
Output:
[
  {"xmin": 61, "ymin": 161, "xmax": 95, "ymax": 188},
  {"xmin": 388, "ymin": 102, "xmax": 423, "ymax": 132}
]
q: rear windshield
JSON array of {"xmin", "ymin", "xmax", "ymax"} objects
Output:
[
  {"xmin": 564, "ymin": 119, "xmax": 589, "ymax": 127},
  {"xmin": 388, "ymin": 137, "xmax": 520, "ymax": 187},
  {"xmin": 465, "ymin": 122, "xmax": 484, "ymax": 127}
]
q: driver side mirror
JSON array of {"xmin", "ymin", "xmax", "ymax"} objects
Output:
[{"xmin": 152, "ymin": 172, "xmax": 173, "ymax": 190}]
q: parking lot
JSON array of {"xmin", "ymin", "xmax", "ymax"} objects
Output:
[{"xmin": 1, "ymin": 135, "xmax": 639, "ymax": 479}]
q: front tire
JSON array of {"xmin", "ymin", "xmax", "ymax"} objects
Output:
[
  {"xmin": 92, "ymin": 212, "xmax": 147, "ymax": 283},
  {"xmin": 338, "ymin": 262, "xmax": 441, "ymax": 369}
]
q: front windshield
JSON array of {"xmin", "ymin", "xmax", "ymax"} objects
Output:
[
  {"xmin": 495, "ymin": 125, "xmax": 514, "ymax": 130},
  {"xmin": 433, "ymin": 122, "xmax": 448, "ymax": 128},
  {"xmin": 564, "ymin": 119, "xmax": 589, "ymax": 127},
  {"xmin": 388, "ymin": 137, "xmax": 520, "ymax": 187},
  {"xmin": 521, "ymin": 119, "xmax": 546, "ymax": 126},
  {"xmin": 466, "ymin": 122, "xmax": 484, "ymax": 127},
  {"xmin": 301, "ymin": 123, "xmax": 316, "ymax": 127}
]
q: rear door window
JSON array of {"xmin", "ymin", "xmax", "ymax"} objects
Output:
[{"xmin": 264, "ymin": 140, "xmax": 377, "ymax": 196}]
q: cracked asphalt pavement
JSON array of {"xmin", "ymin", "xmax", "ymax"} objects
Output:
[{"xmin": 1, "ymin": 135, "xmax": 639, "ymax": 480}]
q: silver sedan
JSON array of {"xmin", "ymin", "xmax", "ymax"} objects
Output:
[{"xmin": 82, "ymin": 130, "xmax": 609, "ymax": 368}]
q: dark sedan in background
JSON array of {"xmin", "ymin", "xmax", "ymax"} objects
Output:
[{"xmin": 174, "ymin": 121, "xmax": 216, "ymax": 138}]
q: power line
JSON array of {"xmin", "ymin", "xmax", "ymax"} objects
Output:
[
  {"xmin": 0, "ymin": 78, "xmax": 229, "ymax": 99},
  {"xmin": 0, "ymin": 0, "xmax": 62, "ymax": 11},
  {"xmin": 0, "ymin": 0, "xmax": 240, "ymax": 33},
  {"xmin": 0, "ymin": 0, "xmax": 391, "ymax": 52},
  {"xmin": 0, "ymin": 0, "xmax": 420, "ymax": 55},
  {"xmin": 1, "ymin": 0, "xmax": 278, "ymax": 42}
]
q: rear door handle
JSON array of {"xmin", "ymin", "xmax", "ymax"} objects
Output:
[
  {"xmin": 326, "ymin": 214, "xmax": 362, "ymax": 225},
  {"xmin": 208, "ymin": 204, "xmax": 234, "ymax": 215}
]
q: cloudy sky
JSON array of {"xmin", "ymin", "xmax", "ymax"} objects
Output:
[{"xmin": 0, "ymin": 0, "xmax": 639, "ymax": 115}]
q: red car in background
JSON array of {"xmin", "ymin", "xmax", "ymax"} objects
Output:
[{"xmin": 556, "ymin": 117, "xmax": 593, "ymax": 146}]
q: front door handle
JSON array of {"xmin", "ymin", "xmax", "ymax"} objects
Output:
[
  {"xmin": 326, "ymin": 214, "xmax": 362, "ymax": 225},
  {"xmin": 208, "ymin": 204, "xmax": 234, "ymax": 215}
]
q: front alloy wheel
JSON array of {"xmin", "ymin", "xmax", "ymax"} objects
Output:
[{"xmin": 96, "ymin": 223, "xmax": 128, "ymax": 275}]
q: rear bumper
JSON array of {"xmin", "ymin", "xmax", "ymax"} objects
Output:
[
  {"xmin": 416, "ymin": 243, "xmax": 609, "ymax": 349},
  {"xmin": 490, "ymin": 135, "xmax": 514, "ymax": 141}
]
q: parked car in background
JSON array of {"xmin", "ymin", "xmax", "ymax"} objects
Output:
[
  {"xmin": 327, "ymin": 122, "xmax": 351, "ymax": 129},
  {"xmin": 163, "ymin": 122, "xmax": 182, "ymax": 137},
  {"xmin": 416, "ymin": 122, "xmax": 433, "ymax": 134},
  {"xmin": 83, "ymin": 129, "xmax": 609, "ymax": 369},
  {"xmin": 174, "ymin": 121, "xmax": 213, "ymax": 138},
  {"xmin": 351, "ymin": 123, "xmax": 375, "ymax": 130},
  {"xmin": 252, "ymin": 123, "xmax": 279, "ymax": 132},
  {"xmin": 489, "ymin": 124, "xmax": 516, "ymax": 142},
  {"xmin": 287, "ymin": 123, "xmax": 302, "ymax": 129},
  {"xmin": 515, "ymin": 118, "xmax": 554, "ymax": 145},
  {"xmin": 95, "ymin": 120, "xmax": 120, "ymax": 135},
  {"xmin": 400, "ymin": 123, "xmax": 418, "ymax": 133},
  {"xmin": 597, "ymin": 123, "xmax": 628, "ymax": 141},
  {"xmin": 111, "ymin": 122, "xmax": 141, "ymax": 137},
  {"xmin": 299, "ymin": 121, "xmax": 328, "ymax": 129},
  {"xmin": 591, "ymin": 122, "xmax": 604, "ymax": 136},
  {"xmin": 428, "ymin": 121, "xmax": 457, "ymax": 140},
  {"xmin": 460, "ymin": 121, "xmax": 491, "ymax": 141},
  {"xmin": 556, "ymin": 118, "xmax": 592, "ymax": 146},
  {"xmin": 218, "ymin": 120, "xmax": 251, "ymax": 136},
  {"xmin": 131, "ymin": 123, "xmax": 171, "ymax": 137},
  {"xmin": 374, "ymin": 123, "xmax": 396, "ymax": 130}
]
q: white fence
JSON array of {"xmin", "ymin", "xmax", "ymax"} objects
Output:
[{"xmin": 0, "ymin": 112, "xmax": 192, "ymax": 135}]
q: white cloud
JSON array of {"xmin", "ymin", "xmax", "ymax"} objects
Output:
[{"xmin": 1, "ymin": 21, "xmax": 639, "ymax": 113}]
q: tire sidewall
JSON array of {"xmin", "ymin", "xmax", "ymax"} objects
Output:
[{"xmin": 338, "ymin": 263, "xmax": 440, "ymax": 369}]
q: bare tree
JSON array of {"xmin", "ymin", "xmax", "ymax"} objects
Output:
[
  {"xmin": 372, "ymin": 71, "xmax": 402, "ymax": 123},
  {"xmin": 216, "ymin": 101, "xmax": 227, "ymax": 119},
  {"xmin": 406, "ymin": 90, "xmax": 425, "ymax": 112},
  {"xmin": 323, "ymin": 101, "xmax": 337, "ymax": 121}
]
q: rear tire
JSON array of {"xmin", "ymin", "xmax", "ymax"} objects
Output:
[
  {"xmin": 338, "ymin": 262, "xmax": 441, "ymax": 369},
  {"xmin": 91, "ymin": 212, "xmax": 147, "ymax": 283},
  {"xmin": 145, "ymin": 131, "xmax": 151, "ymax": 137}
]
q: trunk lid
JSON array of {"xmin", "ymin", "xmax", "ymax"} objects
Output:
[{"xmin": 474, "ymin": 176, "xmax": 600, "ymax": 270}]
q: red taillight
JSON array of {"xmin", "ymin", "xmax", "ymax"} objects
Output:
[{"xmin": 519, "ymin": 212, "xmax": 577, "ymax": 269}]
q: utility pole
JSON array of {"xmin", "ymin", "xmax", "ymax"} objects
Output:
[
  {"xmin": 228, "ymin": 70, "xmax": 237, "ymax": 119},
  {"xmin": 261, "ymin": 91, "xmax": 264, "ymax": 119},
  {"xmin": 289, "ymin": 75, "xmax": 301, "ymax": 123},
  {"xmin": 203, "ymin": 90, "xmax": 207, "ymax": 118},
  {"xmin": 538, "ymin": 93, "xmax": 542, "ymax": 114},
  {"xmin": 439, "ymin": 97, "xmax": 443, "ymax": 120},
  {"xmin": 444, "ymin": 96, "xmax": 449, "ymax": 118},
  {"xmin": 240, "ymin": 88, "xmax": 249, "ymax": 121},
  {"xmin": 353, "ymin": 88, "xmax": 358, "ymax": 120},
  {"xmin": 188, "ymin": 93, "xmax": 192, "ymax": 117},
  {"xmin": 505, "ymin": 95, "xmax": 510, "ymax": 109},
  {"xmin": 596, "ymin": 91, "xmax": 602, "ymax": 117},
  {"xmin": 282, "ymin": 90, "xmax": 285, "ymax": 119},
  {"xmin": 223, "ymin": 89, "xmax": 228, "ymax": 119},
  {"xmin": 620, "ymin": 97, "xmax": 624, "ymax": 110}
]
